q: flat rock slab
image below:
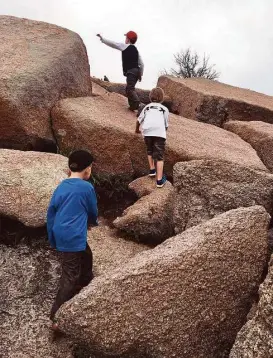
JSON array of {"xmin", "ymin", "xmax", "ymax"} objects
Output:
[
  {"xmin": 0, "ymin": 149, "xmax": 67, "ymax": 227},
  {"xmin": 0, "ymin": 15, "xmax": 91, "ymax": 151},
  {"xmin": 89, "ymin": 225, "xmax": 149, "ymax": 276},
  {"xmin": 173, "ymin": 159, "xmax": 273, "ymax": 233},
  {"xmin": 91, "ymin": 77, "xmax": 150, "ymax": 104},
  {"xmin": 128, "ymin": 176, "xmax": 158, "ymax": 198},
  {"xmin": 114, "ymin": 182, "xmax": 174, "ymax": 244},
  {"xmin": 224, "ymin": 120, "xmax": 273, "ymax": 172},
  {"xmin": 158, "ymin": 75, "xmax": 273, "ymax": 127},
  {"xmin": 58, "ymin": 206, "xmax": 269, "ymax": 358},
  {"xmin": 230, "ymin": 256, "xmax": 273, "ymax": 358},
  {"xmin": 52, "ymin": 88, "xmax": 266, "ymax": 178},
  {"xmin": 91, "ymin": 78, "xmax": 173, "ymax": 111}
]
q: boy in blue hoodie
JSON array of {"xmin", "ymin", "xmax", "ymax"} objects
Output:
[{"xmin": 47, "ymin": 150, "xmax": 98, "ymax": 329}]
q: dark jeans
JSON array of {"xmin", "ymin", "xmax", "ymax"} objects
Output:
[
  {"xmin": 50, "ymin": 244, "xmax": 93, "ymax": 320},
  {"xmin": 126, "ymin": 68, "xmax": 140, "ymax": 110},
  {"xmin": 144, "ymin": 136, "xmax": 166, "ymax": 161}
]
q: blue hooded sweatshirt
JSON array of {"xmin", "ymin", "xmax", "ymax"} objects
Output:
[{"xmin": 47, "ymin": 178, "xmax": 98, "ymax": 252}]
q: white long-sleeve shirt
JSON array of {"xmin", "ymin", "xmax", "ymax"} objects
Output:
[
  {"xmin": 101, "ymin": 37, "xmax": 144, "ymax": 76},
  {"xmin": 138, "ymin": 103, "xmax": 169, "ymax": 139}
]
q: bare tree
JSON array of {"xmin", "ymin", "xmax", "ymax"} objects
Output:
[{"xmin": 164, "ymin": 48, "xmax": 219, "ymax": 80}]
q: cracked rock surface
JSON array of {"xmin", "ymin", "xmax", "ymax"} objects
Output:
[
  {"xmin": 0, "ymin": 239, "xmax": 74, "ymax": 358},
  {"xmin": 230, "ymin": 256, "xmax": 273, "ymax": 358}
]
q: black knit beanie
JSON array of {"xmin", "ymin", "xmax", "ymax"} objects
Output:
[{"xmin": 68, "ymin": 150, "xmax": 94, "ymax": 172}]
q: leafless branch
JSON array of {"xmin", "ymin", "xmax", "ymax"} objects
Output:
[{"xmin": 164, "ymin": 48, "xmax": 220, "ymax": 80}]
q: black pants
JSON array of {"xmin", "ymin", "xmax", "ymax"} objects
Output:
[
  {"xmin": 126, "ymin": 68, "xmax": 140, "ymax": 110},
  {"xmin": 50, "ymin": 244, "xmax": 93, "ymax": 320}
]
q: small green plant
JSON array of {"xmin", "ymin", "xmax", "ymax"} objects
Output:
[
  {"xmin": 90, "ymin": 173, "xmax": 132, "ymax": 198},
  {"xmin": 90, "ymin": 173, "xmax": 137, "ymax": 224}
]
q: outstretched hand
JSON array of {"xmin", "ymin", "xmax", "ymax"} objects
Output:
[{"xmin": 96, "ymin": 34, "xmax": 102, "ymax": 40}]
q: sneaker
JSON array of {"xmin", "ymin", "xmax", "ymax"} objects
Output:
[
  {"xmin": 157, "ymin": 175, "xmax": 167, "ymax": 188},
  {"xmin": 149, "ymin": 169, "xmax": 156, "ymax": 177}
]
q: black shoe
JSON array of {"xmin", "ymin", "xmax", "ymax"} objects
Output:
[
  {"xmin": 157, "ymin": 175, "xmax": 167, "ymax": 188},
  {"xmin": 148, "ymin": 169, "xmax": 156, "ymax": 177}
]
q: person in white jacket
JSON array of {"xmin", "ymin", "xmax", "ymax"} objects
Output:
[
  {"xmin": 136, "ymin": 87, "xmax": 169, "ymax": 188},
  {"xmin": 97, "ymin": 31, "xmax": 144, "ymax": 111}
]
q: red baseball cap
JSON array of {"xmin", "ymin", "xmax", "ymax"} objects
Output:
[{"xmin": 124, "ymin": 31, "xmax": 138, "ymax": 41}]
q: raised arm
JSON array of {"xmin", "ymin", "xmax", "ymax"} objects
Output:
[{"xmin": 97, "ymin": 34, "xmax": 127, "ymax": 51}]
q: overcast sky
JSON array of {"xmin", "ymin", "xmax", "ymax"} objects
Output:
[{"xmin": 1, "ymin": 0, "xmax": 273, "ymax": 95}]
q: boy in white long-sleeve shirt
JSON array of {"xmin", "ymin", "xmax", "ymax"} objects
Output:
[
  {"xmin": 136, "ymin": 87, "xmax": 169, "ymax": 188},
  {"xmin": 97, "ymin": 31, "xmax": 144, "ymax": 111}
]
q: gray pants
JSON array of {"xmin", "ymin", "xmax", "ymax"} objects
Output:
[{"xmin": 126, "ymin": 68, "xmax": 140, "ymax": 110}]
